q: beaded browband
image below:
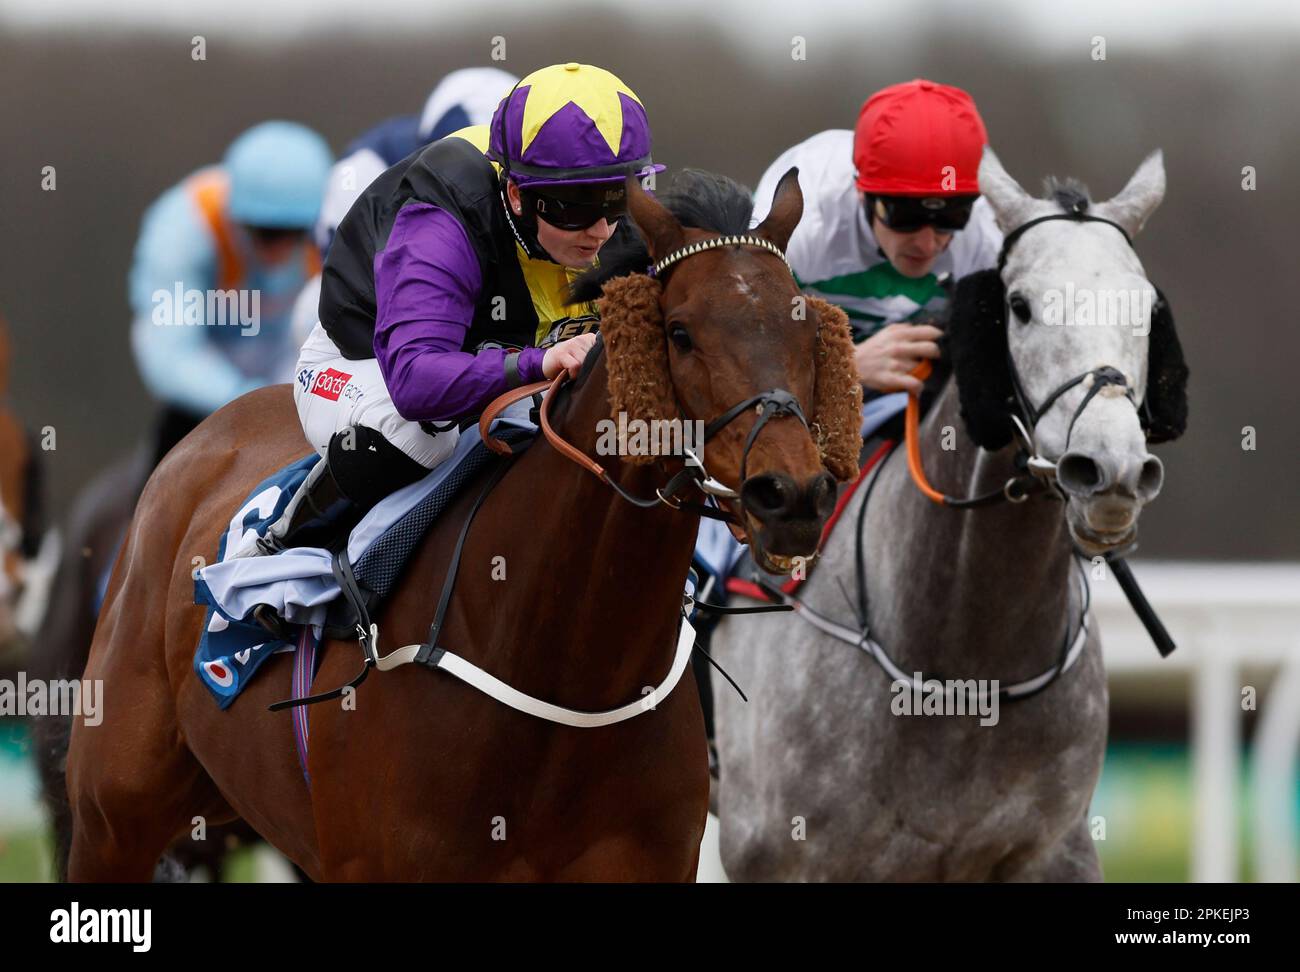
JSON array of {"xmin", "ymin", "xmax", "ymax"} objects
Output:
[{"xmin": 650, "ymin": 234, "xmax": 793, "ymax": 278}]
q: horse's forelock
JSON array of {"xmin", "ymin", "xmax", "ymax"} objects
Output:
[{"xmin": 1043, "ymin": 175, "xmax": 1092, "ymax": 214}]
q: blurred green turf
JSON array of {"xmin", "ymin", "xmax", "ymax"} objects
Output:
[
  {"xmin": 0, "ymin": 829, "xmax": 54, "ymax": 882},
  {"xmin": 2, "ymin": 723, "xmax": 1295, "ymax": 882}
]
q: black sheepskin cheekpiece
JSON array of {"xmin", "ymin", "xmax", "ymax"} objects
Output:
[
  {"xmin": 1142, "ymin": 288, "xmax": 1189, "ymax": 443},
  {"xmin": 945, "ymin": 270, "xmax": 1189, "ymax": 450},
  {"xmin": 945, "ymin": 268, "xmax": 1016, "ymax": 450}
]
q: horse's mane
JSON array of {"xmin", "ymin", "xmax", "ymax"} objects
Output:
[{"xmin": 568, "ymin": 169, "xmax": 755, "ymax": 304}]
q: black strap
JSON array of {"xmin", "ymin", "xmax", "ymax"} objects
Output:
[
  {"xmin": 691, "ymin": 596, "xmax": 792, "ymax": 616},
  {"xmin": 269, "ymin": 548, "xmax": 378, "ymax": 711},
  {"xmin": 942, "ymin": 478, "xmax": 1038, "ymax": 509},
  {"xmin": 691, "ymin": 639, "xmax": 748, "ymax": 703},
  {"xmin": 504, "ymin": 351, "xmax": 522, "ymax": 388},
  {"xmin": 997, "ymin": 212, "xmax": 1133, "ymax": 273},
  {"xmin": 414, "ymin": 450, "xmax": 518, "ymax": 667},
  {"xmin": 739, "ymin": 392, "xmax": 808, "ymax": 482},
  {"xmin": 703, "ymin": 388, "xmax": 807, "ymax": 442},
  {"xmin": 332, "ymin": 547, "xmax": 373, "ymax": 634},
  {"xmin": 1107, "ymin": 555, "xmax": 1177, "ymax": 657}
]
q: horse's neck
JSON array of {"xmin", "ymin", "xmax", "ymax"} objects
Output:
[
  {"xmin": 865, "ymin": 381, "xmax": 1077, "ymax": 677},
  {"xmin": 493, "ymin": 355, "xmax": 698, "ymax": 703}
]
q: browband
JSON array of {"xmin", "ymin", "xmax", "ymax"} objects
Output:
[
  {"xmin": 651, "ymin": 234, "xmax": 793, "ymax": 279},
  {"xmin": 997, "ymin": 210, "xmax": 1133, "ymax": 273}
]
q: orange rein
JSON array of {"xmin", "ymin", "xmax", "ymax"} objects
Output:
[{"xmin": 903, "ymin": 360, "xmax": 949, "ymax": 505}]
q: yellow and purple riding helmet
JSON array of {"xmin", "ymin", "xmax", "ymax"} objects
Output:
[{"xmin": 488, "ymin": 62, "xmax": 663, "ymax": 190}]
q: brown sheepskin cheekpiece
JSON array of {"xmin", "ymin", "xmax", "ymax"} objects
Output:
[
  {"xmin": 597, "ymin": 273, "xmax": 676, "ymax": 466},
  {"xmin": 806, "ymin": 296, "xmax": 864, "ymax": 481},
  {"xmin": 598, "ymin": 277, "xmax": 862, "ymax": 479}
]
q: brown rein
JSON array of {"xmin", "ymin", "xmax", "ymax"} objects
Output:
[{"xmin": 478, "ymin": 373, "xmax": 608, "ymax": 476}]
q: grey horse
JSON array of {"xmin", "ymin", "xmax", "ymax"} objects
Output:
[{"xmin": 711, "ymin": 148, "xmax": 1175, "ymax": 881}]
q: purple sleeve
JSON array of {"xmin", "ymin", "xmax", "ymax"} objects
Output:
[{"xmin": 372, "ymin": 203, "xmax": 547, "ymax": 422}]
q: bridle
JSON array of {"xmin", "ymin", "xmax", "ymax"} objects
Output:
[
  {"xmin": 1005, "ymin": 207, "xmax": 1160, "ymax": 485},
  {"xmin": 911, "ymin": 205, "xmax": 1156, "ymax": 507},
  {"xmin": 759, "ymin": 206, "xmax": 1174, "ymax": 704},
  {"xmin": 898, "ymin": 205, "xmax": 1176, "ymax": 662},
  {"xmin": 482, "ymin": 233, "xmax": 810, "ymax": 527}
]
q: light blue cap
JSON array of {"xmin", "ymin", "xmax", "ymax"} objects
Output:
[{"xmin": 224, "ymin": 121, "xmax": 333, "ymax": 229}]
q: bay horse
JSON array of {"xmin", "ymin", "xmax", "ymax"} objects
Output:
[
  {"xmin": 64, "ymin": 169, "xmax": 863, "ymax": 881},
  {"xmin": 710, "ymin": 149, "xmax": 1188, "ymax": 881}
]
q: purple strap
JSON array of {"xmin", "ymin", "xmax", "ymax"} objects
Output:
[{"xmin": 292, "ymin": 626, "xmax": 320, "ymax": 788}]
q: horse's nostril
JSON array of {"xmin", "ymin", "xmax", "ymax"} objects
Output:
[
  {"xmin": 810, "ymin": 472, "xmax": 837, "ymax": 519},
  {"xmin": 742, "ymin": 471, "xmax": 839, "ymax": 524},
  {"xmin": 741, "ymin": 473, "xmax": 792, "ymax": 519},
  {"xmin": 1138, "ymin": 455, "xmax": 1165, "ymax": 499},
  {"xmin": 1057, "ymin": 452, "xmax": 1105, "ymax": 496}
]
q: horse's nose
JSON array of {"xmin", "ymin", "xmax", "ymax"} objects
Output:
[
  {"xmin": 1058, "ymin": 450, "xmax": 1164, "ymax": 502},
  {"xmin": 740, "ymin": 470, "xmax": 838, "ymax": 524}
]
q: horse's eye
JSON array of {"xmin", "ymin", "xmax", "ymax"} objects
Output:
[
  {"xmin": 669, "ymin": 325, "xmax": 693, "ymax": 352},
  {"xmin": 1008, "ymin": 294, "xmax": 1031, "ymax": 323}
]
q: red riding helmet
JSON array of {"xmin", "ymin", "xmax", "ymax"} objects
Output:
[{"xmin": 853, "ymin": 79, "xmax": 988, "ymax": 196}]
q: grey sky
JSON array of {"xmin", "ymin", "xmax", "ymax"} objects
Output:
[{"xmin": 3, "ymin": 0, "xmax": 1297, "ymax": 49}]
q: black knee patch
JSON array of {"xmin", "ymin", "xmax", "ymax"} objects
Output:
[{"xmin": 327, "ymin": 426, "xmax": 429, "ymax": 509}]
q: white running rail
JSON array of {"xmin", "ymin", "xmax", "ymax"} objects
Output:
[{"xmin": 1094, "ymin": 561, "xmax": 1300, "ymax": 883}]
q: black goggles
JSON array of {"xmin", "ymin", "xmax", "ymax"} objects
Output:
[
  {"xmin": 244, "ymin": 225, "xmax": 307, "ymax": 245},
  {"xmin": 869, "ymin": 194, "xmax": 977, "ymax": 234},
  {"xmin": 524, "ymin": 186, "xmax": 627, "ymax": 231}
]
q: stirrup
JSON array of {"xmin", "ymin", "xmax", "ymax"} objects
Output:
[
  {"xmin": 254, "ymin": 533, "xmax": 286, "ymax": 556},
  {"xmin": 252, "ymin": 603, "xmax": 294, "ymax": 641}
]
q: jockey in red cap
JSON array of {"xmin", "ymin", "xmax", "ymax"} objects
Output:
[{"xmin": 752, "ymin": 78, "xmax": 1003, "ymax": 399}]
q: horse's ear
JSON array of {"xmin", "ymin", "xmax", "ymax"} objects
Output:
[
  {"xmin": 1095, "ymin": 150, "xmax": 1166, "ymax": 239},
  {"xmin": 753, "ymin": 167, "xmax": 803, "ymax": 254},
  {"xmin": 804, "ymin": 295, "xmax": 864, "ymax": 481},
  {"xmin": 978, "ymin": 148, "xmax": 1036, "ymax": 234},
  {"xmin": 1142, "ymin": 286, "xmax": 1188, "ymax": 444},
  {"xmin": 625, "ymin": 174, "xmax": 684, "ymax": 263},
  {"xmin": 945, "ymin": 268, "xmax": 1016, "ymax": 450},
  {"xmin": 597, "ymin": 272, "xmax": 676, "ymax": 465}
]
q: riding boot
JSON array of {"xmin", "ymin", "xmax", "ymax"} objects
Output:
[{"xmin": 253, "ymin": 458, "xmax": 357, "ymax": 556}]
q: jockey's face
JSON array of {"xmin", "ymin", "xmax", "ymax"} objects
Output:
[
  {"xmin": 241, "ymin": 225, "xmax": 308, "ymax": 267},
  {"xmin": 864, "ymin": 194, "xmax": 954, "ymax": 279},
  {"xmin": 506, "ymin": 180, "xmax": 618, "ymax": 269}
]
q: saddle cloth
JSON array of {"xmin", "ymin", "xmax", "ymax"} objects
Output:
[{"xmin": 192, "ymin": 415, "xmax": 537, "ymax": 707}]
